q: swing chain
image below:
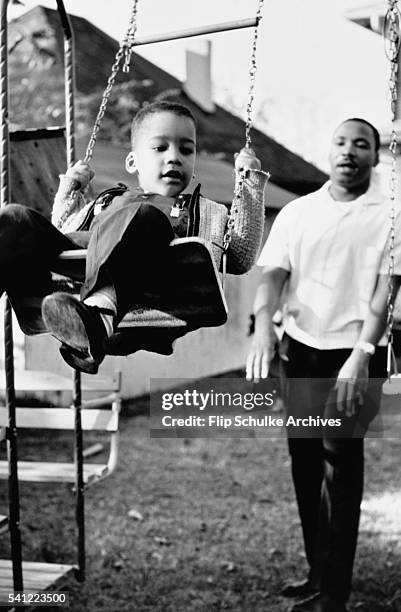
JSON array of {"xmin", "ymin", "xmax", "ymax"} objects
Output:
[
  {"xmin": 58, "ymin": 1, "xmax": 139, "ymax": 229},
  {"xmin": 384, "ymin": 0, "xmax": 401, "ymax": 376},
  {"xmin": 122, "ymin": 0, "xmax": 139, "ymax": 73},
  {"xmin": 221, "ymin": 0, "xmax": 265, "ymax": 275},
  {"xmin": 84, "ymin": 0, "xmax": 139, "ymax": 164},
  {"xmin": 245, "ymin": 0, "xmax": 265, "ymax": 149},
  {"xmin": 384, "ymin": 0, "xmax": 401, "ymax": 67}
]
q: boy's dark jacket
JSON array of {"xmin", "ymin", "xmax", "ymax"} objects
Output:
[
  {"xmin": 53, "ymin": 169, "xmax": 269, "ymax": 275},
  {"xmin": 15, "ymin": 171, "xmax": 268, "ymax": 356}
]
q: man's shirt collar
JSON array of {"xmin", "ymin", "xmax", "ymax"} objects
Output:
[{"xmin": 322, "ymin": 169, "xmax": 384, "ymax": 206}]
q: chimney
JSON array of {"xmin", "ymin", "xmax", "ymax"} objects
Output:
[{"xmin": 183, "ymin": 40, "xmax": 215, "ymax": 113}]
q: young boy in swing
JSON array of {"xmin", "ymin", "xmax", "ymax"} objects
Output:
[{"xmin": 1, "ymin": 100, "xmax": 268, "ymax": 373}]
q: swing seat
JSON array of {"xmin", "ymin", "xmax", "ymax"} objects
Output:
[
  {"xmin": 13, "ymin": 237, "xmax": 228, "ymax": 356},
  {"xmin": 106, "ymin": 237, "xmax": 228, "ymax": 355}
]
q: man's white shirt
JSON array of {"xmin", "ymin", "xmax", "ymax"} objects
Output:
[{"xmin": 257, "ymin": 171, "xmax": 401, "ymax": 349}]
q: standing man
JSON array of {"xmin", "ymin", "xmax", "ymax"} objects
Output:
[{"xmin": 246, "ymin": 118, "xmax": 401, "ymax": 612}]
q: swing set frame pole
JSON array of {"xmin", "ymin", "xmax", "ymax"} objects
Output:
[
  {"xmin": 0, "ymin": 0, "xmax": 23, "ymax": 593},
  {"xmin": 55, "ymin": 0, "xmax": 76, "ymax": 168},
  {"xmin": 1, "ymin": 0, "xmax": 84, "ymax": 588},
  {"xmin": 132, "ymin": 17, "xmax": 259, "ymax": 47}
]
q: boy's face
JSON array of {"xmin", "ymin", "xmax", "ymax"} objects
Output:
[{"xmin": 131, "ymin": 111, "xmax": 196, "ymax": 196}]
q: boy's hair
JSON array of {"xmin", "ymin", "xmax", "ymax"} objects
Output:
[
  {"xmin": 131, "ymin": 101, "xmax": 197, "ymax": 146},
  {"xmin": 342, "ymin": 117, "xmax": 381, "ymax": 152}
]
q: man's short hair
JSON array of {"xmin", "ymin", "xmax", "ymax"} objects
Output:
[
  {"xmin": 341, "ymin": 117, "xmax": 381, "ymax": 152},
  {"xmin": 131, "ymin": 101, "xmax": 197, "ymax": 145}
]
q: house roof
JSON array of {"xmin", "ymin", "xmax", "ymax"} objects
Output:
[{"xmin": 9, "ymin": 5, "xmax": 327, "ymax": 197}]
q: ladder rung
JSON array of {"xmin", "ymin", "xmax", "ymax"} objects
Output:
[
  {"xmin": 0, "ymin": 559, "xmax": 74, "ymax": 600},
  {"xmin": 0, "ymin": 407, "xmax": 119, "ymax": 431},
  {"xmin": 0, "ymin": 369, "xmax": 121, "ymax": 393},
  {"xmin": 0, "ymin": 461, "xmax": 108, "ymax": 484}
]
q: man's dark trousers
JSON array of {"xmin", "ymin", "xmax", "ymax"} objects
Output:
[{"xmin": 282, "ymin": 335, "xmax": 386, "ymax": 603}]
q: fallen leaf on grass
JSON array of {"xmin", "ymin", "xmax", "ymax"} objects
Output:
[
  {"xmin": 222, "ymin": 561, "xmax": 236, "ymax": 572},
  {"xmin": 154, "ymin": 536, "xmax": 171, "ymax": 546},
  {"xmin": 26, "ymin": 523, "xmax": 39, "ymax": 531},
  {"xmin": 102, "ymin": 556, "xmax": 125, "ymax": 570},
  {"xmin": 113, "ymin": 560, "xmax": 124, "ymax": 570},
  {"xmin": 128, "ymin": 508, "xmax": 144, "ymax": 521}
]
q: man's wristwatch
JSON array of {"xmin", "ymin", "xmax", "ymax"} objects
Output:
[{"xmin": 355, "ymin": 341, "xmax": 376, "ymax": 355}]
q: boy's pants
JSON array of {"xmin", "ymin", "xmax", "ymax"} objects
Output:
[
  {"xmin": 0, "ymin": 199, "xmax": 174, "ymax": 327},
  {"xmin": 282, "ymin": 335, "xmax": 386, "ymax": 603}
]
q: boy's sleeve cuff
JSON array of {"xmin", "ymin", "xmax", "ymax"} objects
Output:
[
  {"xmin": 57, "ymin": 174, "xmax": 80, "ymax": 197},
  {"xmin": 250, "ymin": 168, "xmax": 270, "ymax": 188},
  {"xmin": 235, "ymin": 168, "xmax": 270, "ymax": 190}
]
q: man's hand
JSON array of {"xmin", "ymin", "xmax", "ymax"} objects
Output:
[
  {"xmin": 334, "ymin": 350, "xmax": 370, "ymax": 417},
  {"xmin": 235, "ymin": 147, "xmax": 261, "ymax": 172},
  {"xmin": 246, "ymin": 320, "xmax": 277, "ymax": 382},
  {"xmin": 65, "ymin": 160, "xmax": 95, "ymax": 190}
]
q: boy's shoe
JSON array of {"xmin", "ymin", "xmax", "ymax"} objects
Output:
[
  {"xmin": 41, "ymin": 292, "xmax": 108, "ymax": 374},
  {"xmin": 59, "ymin": 344, "xmax": 100, "ymax": 375}
]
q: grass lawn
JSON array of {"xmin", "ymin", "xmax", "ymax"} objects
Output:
[{"xmin": 0, "ymin": 373, "xmax": 400, "ymax": 612}]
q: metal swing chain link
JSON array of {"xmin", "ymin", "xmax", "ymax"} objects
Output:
[
  {"xmin": 60, "ymin": 1, "xmax": 139, "ymax": 229},
  {"xmin": 84, "ymin": 0, "xmax": 139, "ymax": 164},
  {"xmin": 384, "ymin": 0, "xmax": 401, "ymax": 376},
  {"xmin": 244, "ymin": 0, "xmax": 264, "ymax": 149},
  {"xmin": 222, "ymin": 0, "xmax": 265, "ymax": 272}
]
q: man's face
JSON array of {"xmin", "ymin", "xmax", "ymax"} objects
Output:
[
  {"xmin": 132, "ymin": 111, "xmax": 196, "ymax": 197},
  {"xmin": 329, "ymin": 120, "xmax": 378, "ymax": 190}
]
